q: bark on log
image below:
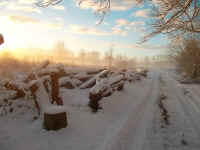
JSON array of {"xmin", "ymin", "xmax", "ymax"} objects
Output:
[
  {"xmin": 89, "ymin": 93, "xmax": 102, "ymax": 113},
  {"xmin": 78, "ymin": 76, "xmax": 92, "ymax": 82},
  {"xmin": 61, "ymin": 81, "xmax": 75, "ymax": 89},
  {"xmin": 50, "ymin": 73, "xmax": 63, "ymax": 105},
  {"xmin": 4, "ymin": 82, "xmax": 25, "ymax": 100},
  {"xmin": 44, "ymin": 111, "xmax": 67, "ymax": 130},
  {"xmin": 138, "ymin": 70, "xmax": 148, "ymax": 77},
  {"xmin": 29, "ymin": 83, "xmax": 40, "ymax": 115},
  {"xmin": 24, "ymin": 73, "xmax": 36, "ymax": 83},
  {"xmin": 114, "ymin": 81, "xmax": 124, "ymax": 91},
  {"xmin": 88, "ymin": 75, "xmax": 125, "ymax": 112}
]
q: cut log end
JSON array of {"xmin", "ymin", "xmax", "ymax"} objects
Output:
[{"xmin": 43, "ymin": 112, "xmax": 68, "ymax": 130}]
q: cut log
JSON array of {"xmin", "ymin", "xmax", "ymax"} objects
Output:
[
  {"xmin": 59, "ymin": 77, "xmax": 75, "ymax": 89},
  {"xmin": 87, "ymin": 68, "xmax": 105, "ymax": 75},
  {"xmin": 102, "ymin": 87, "xmax": 112, "ymax": 97},
  {"xmin": 50, "ymin": 73, "xmax": 63, "ymax": 105},
  {"xmin": 137, "ymin": 69, "xmax": 148, "ymax": 77},
  {"xmin": 74, "ymin": 72, "xmax": 93, "ymax": 82},
  {"xmin": 88, "ymin": 78, "xmax": 110, "ymax": 112},
  {"xmin": 38, "ymin": 66, "xmax": 67, "ymax": 78},
  {"xmin": 24, "ymin": 73, "xmax": 36, "ymax": 83},
  {"xmin": 89, "ymin": 92, "xmax": 102, "ymax": 113},
  {"xmin": 61, "ymin": 82, "xmax": 75, "ymax": 89},
  {"xmin": 88, "ymin": 75, "xmax": 125, "ymax": 112},
  {"xmin": 109, "ymin": 75, "xmax": 124, "ymax": 86},
  {"xmin": 44, "ymin": 112, "xmax": 67, "ymax": 130},
  {"xmin": 43, "ymin": 77, "xmax": 51, "ymax": 93},
  {"xmin": 4, "ymin": 81, "xmax": 25, "ymax": 100},
  {"xmin": 28, "ymin": 79, "xmax": 51, "ymax": 114},
  {"xmin": 71, "ymin": 79, "xmax": 82, "ymax": 87},
  {"xmin": 43, "ymin": 106, "xmax": 68, "ymax": 130},
  {"xmin": 29, "ymin": 82, "xmax": 40, "ymax": 114},
  {"xmin": 80, "ymin": 70, "xmax": 109, "ymax": 89},
  {"xmin": 111, "ymin": 81, "xmax": 124, "ymax": 91}
]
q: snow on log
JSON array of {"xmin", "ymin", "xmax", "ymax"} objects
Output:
[
  {"xmin": 3, "ymin": 81, "xmax": 26, "ymax": 100},
  {"xmin": 137, "ymin": 69, "xmax": 148, "ymax": 77},
  {"xmin": 43, "ymin": 105, "xmax": 68, "ymax": 130},
  {"xmin": 71, "ymin": 78, "xmax": 82, "ymax": 87},
  {"xmin": 74, "ymin": 72, "xmax": 93, "ymax": 82},
  {"xmin": 27, "ymin": 76, "xmax": 68, "ymax": 130},
  {"xmin": 80, "ymin": 70, "xmax": 109, "ymax": 89},
  {"xmin": 0, "ymin": 90, "xmax": 16, "ymax": 101},
  {"xmin": 59, "ymin": 77, "xmax": 75, "ymax": 89},
  {"xmin": 36, "ymin": 64, "xmax": 67, "ymax": 79},
  {"xmin": 27, "ymin": 78, "xmax": 52, "ymax": 114},
  {"xmin": 42, "ymin": 76, "xmax": 51, "ymax": 93},
  {"xmin": 89, "ymin": 79, "xmax": 110, "ymax": 112},
  {"xmin": 90, "ymin": 79, "xmax": 109, "ymax": 95},
  {"xmin": 101, "ymin": 87, "xmax": 112, "ymax": 97},
  {"xmin": 111, "ymin": 80, "xmax": 124, "ymax": 91},
  {"xmin": 125, "ymin": 71, "xmax": 141, "ymax": 82},
  {"xmin": 24, "ymin": 73, "xmax": 36, "ymax": 83},
  {"xmin": 86, "ymin": 68, "xmax": 105, "ymax": 75},
  {"xmin": 108, "ymin": 74, "xmax": 124, "ymax": 86},
  {"xmin": 88, "ymin": 74, "xmax": 125, "ymax": 112}
]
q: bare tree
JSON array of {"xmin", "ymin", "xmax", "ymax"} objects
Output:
[
  {"xmin": 79, "ymin": 49, "xmax": 87, "ymax": 65},
  {"xmin": 104, "ymin": 46, "xmax": 114, "ymax": 69},
  {"xmin": 87, "ymin": 51, "xmax": 101, "ymax": 65}
]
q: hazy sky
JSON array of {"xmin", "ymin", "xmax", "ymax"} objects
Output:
[{"xmin": 0, "ymin": 0, "xmax": 169, "ymax": 57}]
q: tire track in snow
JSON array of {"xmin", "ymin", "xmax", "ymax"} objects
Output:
[
  {"xmin": 165, "ymin": 75, "xmax": 200, "ymax": 135},
  {"xmin": 162, "ymin": 73, "xmax": 200, "ymax": 149},
  {"xmin": 95, "ymin": 71, "xmax": 161, "ymax": 150},
  {"xmin": 185, "ymin": 86, "xmax": 200, "ymax": 113}
]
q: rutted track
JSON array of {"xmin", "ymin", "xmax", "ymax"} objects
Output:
[
  {"xmin": 160, "ymin": 72, "xmax": 200, "ymax": 149},
  {"xmin": 96, "ymin": 71, "xmax": 161, "ymax": 150}
]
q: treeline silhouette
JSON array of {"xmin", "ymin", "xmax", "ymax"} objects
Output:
[{"xmin": 0, "ymin": 42, "xmax": 137, "ymax": 78}]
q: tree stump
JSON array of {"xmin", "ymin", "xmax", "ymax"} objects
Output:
[{"xmin": 43, "ymin": 106, "xmax": 68, "ymax": 130}]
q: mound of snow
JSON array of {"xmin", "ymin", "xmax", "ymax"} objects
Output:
[{"xmin": 43, "ymin": 105, "xmax": 67, "ymax": 114}]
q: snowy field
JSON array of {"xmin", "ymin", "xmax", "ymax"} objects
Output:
[{"xmin": 0, "ymin": 65, "xmax": 200, "ymax": 150}]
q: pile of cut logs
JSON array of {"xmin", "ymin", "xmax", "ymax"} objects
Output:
[{"xmin": 0, "ymin": 61, "xmax": 148, "ymax": 114}]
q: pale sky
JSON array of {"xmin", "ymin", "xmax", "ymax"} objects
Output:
[{"xmin": 0, "ymin": 0, "xmax": 169, "ymax": 57}]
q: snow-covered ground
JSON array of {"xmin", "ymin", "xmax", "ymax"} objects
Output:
[{"xmin": 1, "ymin": 68, "xmax": 200, "ymax": 150}]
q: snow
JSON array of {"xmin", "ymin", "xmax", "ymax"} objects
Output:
[
  {"xmin": 79, "ymin": 70, "xmax": 108, "ymax": 89},
  {"xmin": 90, "ymin": 78, "xmax": 109, "ymax": 94},
  {"xmin": 108, "ymin": 74, "xmax": 124, "ymax": 85},
  {"xmin": 43, "ymin": 105, "xmax": 67, "ymax": 114},
  {"xmin": 1, "ymin": 67, "xmax": 200, "ymax": 150},
  {"xmin": 59, "ymin": 77, "xmax": 71, "ymax": 85},
  {"xmin": 0, "ymin": 90, "xmax": 16, "ymax": 101},
  {"xmin": 74, "ymin": 72, "xmax": 89, "ymax": 79},
  {"xmin": 33, "ymin": 78, "xmax": 51, "ymax": 112}
]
